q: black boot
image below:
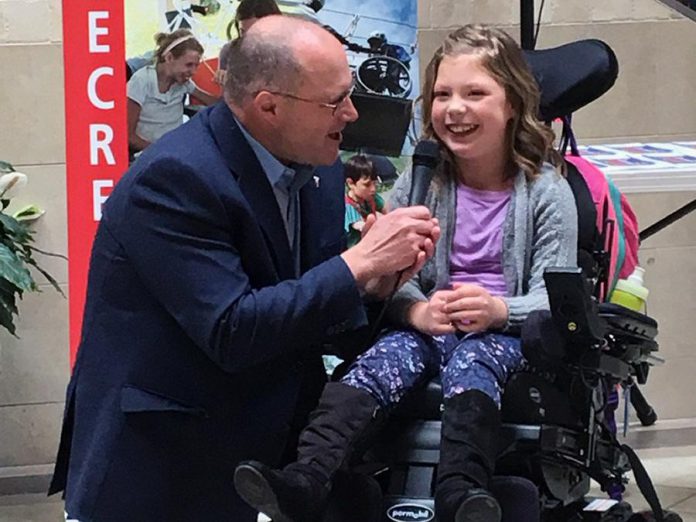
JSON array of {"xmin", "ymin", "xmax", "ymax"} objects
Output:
[
  {"xmin": 435, "ymin": 389, "xmax": 502, "ymax": 522},
  {"xmin": 234, "ymin": 382, "xmax": 380, "ymax": 522}
]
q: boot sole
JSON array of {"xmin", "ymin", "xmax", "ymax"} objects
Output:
[
  {"xmin": 234, "ymin": 464, "xmax": 295, "ymax": 522},
  {"xmin": 455, "ymin": 492, "xmax": 502, "ymax": 522}
]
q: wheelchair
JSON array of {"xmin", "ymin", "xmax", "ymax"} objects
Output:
[
  {"xmin": 326, "ymin": 40, "xmax": 683, "ymax": 522},
  {"xmin": 355, "ymin": 55, "xmax": 412, "ymax": 98}
]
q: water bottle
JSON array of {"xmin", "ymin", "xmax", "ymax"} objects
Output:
[{"xmin": 609, "ymin": 266, "xmax": 649, "ymax": 312}]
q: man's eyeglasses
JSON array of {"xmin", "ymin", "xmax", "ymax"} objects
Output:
[{"xmin": 264, "ymin": 83, "xmax": 355, "ymax": 115}]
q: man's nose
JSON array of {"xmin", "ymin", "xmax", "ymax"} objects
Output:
[{"xmin": 341, "ymin": 96, "xmax": 359, "ymax": 123}]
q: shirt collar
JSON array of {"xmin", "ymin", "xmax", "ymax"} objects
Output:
[{"xmin": 235, "ymin": 116, "xmax": 314, "ymax": 194}]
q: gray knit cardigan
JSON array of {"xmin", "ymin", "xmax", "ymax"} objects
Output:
[{"xmin": 387, "ymin": 162, "xmax": 578, "ymax": 332}]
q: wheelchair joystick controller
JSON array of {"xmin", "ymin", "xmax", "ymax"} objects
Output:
[{"xmin": 544, "ymin": 267, "xmax": 606, "ymax": 347}]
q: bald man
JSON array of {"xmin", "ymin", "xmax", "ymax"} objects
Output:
[{"xmin": 50, "ymin": 17, "xmax": 438, "ymax": 522}]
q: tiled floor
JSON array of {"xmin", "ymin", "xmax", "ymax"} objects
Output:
[
  {"xmin": 590, "ymin": 445, "xmax": 696, "ymax": 521},
  {"xmin": 2, "ymin": 421, "xmax": 695, "ymax": 522}
]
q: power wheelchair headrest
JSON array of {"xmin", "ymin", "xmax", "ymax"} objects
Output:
[{"xmin": 524, "ymin": 39, "xmax": 619, "ymax": 121}]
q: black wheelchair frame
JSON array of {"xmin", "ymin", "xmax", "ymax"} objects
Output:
[{"xmin": 325, "ymin": 38, "xmax": 689, "ymax": 522}]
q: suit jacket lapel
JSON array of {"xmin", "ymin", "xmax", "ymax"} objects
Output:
[
  {"xmin": 207, "ymin": 102, "xmax": 294, "ymax": 280},
  {"xmin": 299, "ymin": 160, "xmax": 345, "ymax": 273}
]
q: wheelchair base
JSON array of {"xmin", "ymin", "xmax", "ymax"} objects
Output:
[{"xmin": 378, "ymin": 494, "xmax": 682, "ymax": 522}]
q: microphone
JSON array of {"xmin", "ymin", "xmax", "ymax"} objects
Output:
[
  {"xmin": 408, "ymin": 140, "xmax": 440, "ymax": 206},
  {"xmin": 369, "ymin": 140, "xmax": 441, "ymax": 344}
]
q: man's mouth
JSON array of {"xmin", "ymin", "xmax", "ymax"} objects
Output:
[{"xmin": 328, "ymin": 131, "xmax": 342, "ymax": 141}]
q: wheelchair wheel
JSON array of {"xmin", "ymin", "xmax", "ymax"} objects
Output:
[{"xmin": 356, "ymin": 56, "xmax": 412, "ymax": 98}]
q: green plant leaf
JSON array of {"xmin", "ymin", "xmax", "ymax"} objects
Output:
[
  {"xmin": 25, "ymin": 258, "xmax": 64, "ymax": 296},
  {"xmin": 13, "ymin": 204, "xmax": 45, "ymax": 222},
  {"xmin": 0, "ymin": 301, "xmax": 17, "ymax": 337},
  {"xmin": 0, "ymin": 243, "xmax": 35, "ymax": 292},
  {"xmin": 0, "ymin": 213, "xmax": 31, "ymax": 242},
  {"xmin": 0, "ymin": 161, "xmax": 15, "ymax": 174},
  {"xmin": 0, "ymin": 278, "xmax": 19, "ymax": 315},
  {"xmin": 0, "ymin": 165, "xmax": 63, "ymax": 336}
]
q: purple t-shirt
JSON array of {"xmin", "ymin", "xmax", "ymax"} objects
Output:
[{"xmin": 449, "ymin": 183, "xmax": 512, "ymax": 296}]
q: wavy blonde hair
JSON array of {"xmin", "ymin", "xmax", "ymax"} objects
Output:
[{"xmin": 421, "ymin": 24, "xmax": 562, "ymax": 180}]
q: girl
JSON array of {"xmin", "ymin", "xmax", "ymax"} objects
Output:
[
  {"xmin": 234, "ymin": 24, "xmax": 578, "ymax": 522},
  {"xmin": 127, "ymin": 29, "xmax": 218, "ymax": 153}
]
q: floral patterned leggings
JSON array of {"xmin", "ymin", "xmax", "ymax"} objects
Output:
[{"xmin": 341, "ymin": 329, "xmax": 524, "ymax": 409}]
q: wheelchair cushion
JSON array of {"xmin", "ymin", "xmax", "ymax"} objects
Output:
[{"xmin": 391, "ymin": 378, "xmax": 444, "ymax": 421}]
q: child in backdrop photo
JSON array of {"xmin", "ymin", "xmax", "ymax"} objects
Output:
[
  {"xmin": 234, "ymin": 24, "xmax": 578, "ymax": 522},
  {"xmin": 343, "ymin": 154, "xmax": 387, "ymax": 247}
]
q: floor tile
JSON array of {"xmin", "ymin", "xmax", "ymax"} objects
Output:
[
  {"xmin": 672, "ymin": 493, "xmax": 696, "ymax": 514},
  {"xmin": 0, "ymin": 493, "xmax": 63, "ymax": 522}
]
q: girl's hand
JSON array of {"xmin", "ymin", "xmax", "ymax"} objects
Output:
[
  {"xmin": 408, "ymin": 290, "xmax": 457, "ymax": 336},
  {"xmin": 443, "ymin": 283, "xmax": 508, "ymax": 333}
]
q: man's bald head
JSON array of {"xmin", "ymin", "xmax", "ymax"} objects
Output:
[{"xmin": 224, "ymin": 16, "xmax": 347, "ymax": 106}]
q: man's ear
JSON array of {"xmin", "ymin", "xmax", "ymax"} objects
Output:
[{"xmin": 253, "ymin": 91, "xmax": 279, "ymax": 121}]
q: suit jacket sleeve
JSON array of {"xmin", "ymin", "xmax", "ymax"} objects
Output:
[{"xmin": 111, "ymin": 157, "xmax": 367, "ymax": 373}]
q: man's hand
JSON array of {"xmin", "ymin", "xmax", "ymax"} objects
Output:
[
  {"xmin": 361, "ymin": 234, "xmax": 435, "ymax": 300},
  {"xmin": 407, "ymin": 291, "xmax": 457, "ymax": 336},
  {"xmin": 443, "ymin": 283, "xmax": 508, "ymax": 333},
  {"xmin": 341, "ymin": 207, "xmax": 439, "ymax": 294}
]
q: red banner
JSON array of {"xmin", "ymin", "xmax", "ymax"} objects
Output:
[{"xmin": 62, "ymin": 1, "xmax": 128, "ymax": 364}]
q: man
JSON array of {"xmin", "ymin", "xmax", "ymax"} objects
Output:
[
  {"xmin": 367, "ymin": 30, "xmax": 412, "ymax": 69},
  {"xmin": 359, "ymin": 31, "xmax": 413, "ymax": 98},
  {"xmin": 50, "ymin": 16, "xmax": 439, "ymax": 522}
]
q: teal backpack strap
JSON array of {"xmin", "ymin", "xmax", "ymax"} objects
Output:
[{"xmin": 606, "ymin": 176, "xmax": 625, "ymax": 294}]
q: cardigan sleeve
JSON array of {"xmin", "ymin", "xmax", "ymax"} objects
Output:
[{"xmin": 502, "ymin": 170, "xmax": 578, "ymax": 331}]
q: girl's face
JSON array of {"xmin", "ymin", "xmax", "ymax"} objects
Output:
[
  {"xmin": 430, "ymin": 53, "xmax": 514, "ymax": 166},
  {"xmin": 347, "ymin": 176, "xmax": 378, "ymax": 202},
  {"xmin": 166, "ymin": 50, "xmax": 201, "ymax": 84}
]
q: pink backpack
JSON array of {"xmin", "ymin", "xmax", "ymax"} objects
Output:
[{"xmin": 563, "ymin": 127, "xmax": 640, "ymax": 301}]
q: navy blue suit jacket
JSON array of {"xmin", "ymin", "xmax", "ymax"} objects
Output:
[{"xmin": 50, "ymin": 102, "xmax": 367, "ymax": 521}]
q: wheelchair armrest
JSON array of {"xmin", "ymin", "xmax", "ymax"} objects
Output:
[{"xmin": 598, "ymin": 302, "xmax": 658, "ymax": 341}]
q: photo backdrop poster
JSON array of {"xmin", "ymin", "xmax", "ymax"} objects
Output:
[
  {"xmin": 124, "ymin": 0, "xmax": 420, "ymax": 166},
  {"xmin": 63, "ymin": 0, "xmax": 419, "ymax": 361}
]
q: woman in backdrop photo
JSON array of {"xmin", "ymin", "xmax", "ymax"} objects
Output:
[
  {"xmin": 215, "ymin": 0, "xmax": 282, "ymax": 85},
  {"xmin": 234, "ymin": 24, "xmax": 578, "ymax": 522},
  {"xmin": 127, "ymin": 29, "xmax": 218, "ymax": 154}
]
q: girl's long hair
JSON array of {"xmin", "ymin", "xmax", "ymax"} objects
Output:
[{"xmin": 420, "ymin": 24, "xmax": 563, "ymax": 180}]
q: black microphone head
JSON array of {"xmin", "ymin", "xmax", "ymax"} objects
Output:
[
  {"xmin": 408, "ymin": 140, "xmax": 440, "ymax": 206},
  {"xmin": 413, "ymin": 140, "xmax": 440, "ymax": 168}
]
